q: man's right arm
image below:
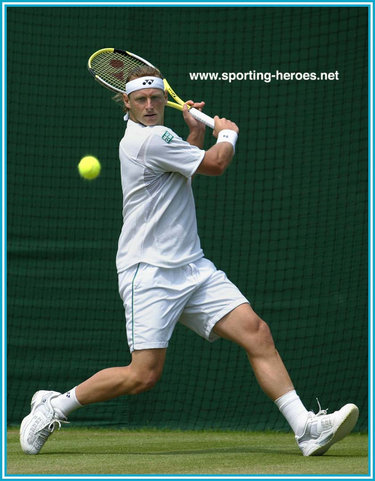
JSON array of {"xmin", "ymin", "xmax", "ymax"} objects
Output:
[{"xmin": 196, "ymin": 116, "xmax": 239, "ymax": 176}]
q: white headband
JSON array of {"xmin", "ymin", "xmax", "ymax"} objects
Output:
[{"xmin": 125, "ymin": 76, "xmax": 165, "ymax": 95}]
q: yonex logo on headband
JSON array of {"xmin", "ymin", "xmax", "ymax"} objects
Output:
[{"xmin": 126, "ymin": 76, "xmax": 165, "ymax": 95}]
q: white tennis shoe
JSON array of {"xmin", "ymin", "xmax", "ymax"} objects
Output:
[
  {"xmin": 20, "ymin": 390, "xmax": 68, "ymax": 455},
  {"xmin": 296, "ymin": 401, "xmax": 359, "ymax": 456}
]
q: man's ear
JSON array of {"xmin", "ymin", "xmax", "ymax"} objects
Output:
[{"xmin": 123, "ymin": 93, "xmax": 130, "ymax": 110}]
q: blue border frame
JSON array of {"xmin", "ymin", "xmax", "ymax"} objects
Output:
[
  {"xmin": 2, "ymin": 1, "xmax": 7, "ymax": 479},
  {"xmin": 1, "ymin": 2, "xmax": 373, "ymax": 480}
]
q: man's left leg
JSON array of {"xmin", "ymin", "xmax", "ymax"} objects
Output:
[
  {"xmin": 213, "ymin": 303, "xmax": 359, "ymax": 455},
  {"xmin": 213, "ymin": 303, "xmax": 293, "ymax": 400}
]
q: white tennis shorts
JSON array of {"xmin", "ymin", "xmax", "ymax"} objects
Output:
[{"xmin": 118, "ymin": 257, "xmax": 249, "ymax": 352}]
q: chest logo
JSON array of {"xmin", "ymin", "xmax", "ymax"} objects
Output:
[{"xmin": 162, "ymin": 131, "xmax": 174, "ymax": 144}]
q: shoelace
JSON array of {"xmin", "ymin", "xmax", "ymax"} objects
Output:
[
  {"xmin": 32, "ymin": 419, "xmax": 66, "ymax": 450},
  {"xmin": 49, "ymin": 418, "xmax": 69, "ymax": 431},
  {"xmin": 37, "ymin": 417, "xmax": 69, "ymax": 437},
  {"xmin": 315, "ymin": 398, "xmax": 328, "ymax": 416}
]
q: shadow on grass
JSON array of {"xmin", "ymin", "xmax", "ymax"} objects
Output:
[{"xmin": 37, "ymin": 445, "xmax": 365, "ymax": 457}]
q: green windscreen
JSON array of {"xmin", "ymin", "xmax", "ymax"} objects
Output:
[{"xmin": 7, "ymin": 6, "xmax": 368, "ymax": 431}]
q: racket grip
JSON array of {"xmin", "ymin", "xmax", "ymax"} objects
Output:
[{"xmin": 189, "ymin": 108, "xmax": 215, "ymax": 130}]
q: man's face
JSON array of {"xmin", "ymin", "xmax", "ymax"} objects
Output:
[{"xmin": 124, "ymin": 88, "xmax": 168, "ymax": 126}]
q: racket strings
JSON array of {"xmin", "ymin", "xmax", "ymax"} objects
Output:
[{"xmin": 91, "ymin": 52, "xmax": 146, "ymax": 92}]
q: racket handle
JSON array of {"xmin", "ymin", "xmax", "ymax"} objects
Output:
[{"xmin": 189, "ymin": 108, "xmax": 215, "ymax": 130}]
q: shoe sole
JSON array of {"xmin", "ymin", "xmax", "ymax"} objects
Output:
[
  {"xmin": 20, "ymin": 391, "xmax": 45, "ymax": 454},
  {"xmin": 20, "ymin": 413, "xmax": 38, "ymax": 454},
  {"xmin": 307, "ymin": 403, "xmax": 359, "ymax": 456},
  {"xmin": 20, "ymin": 390, "xmax": 61, "ymax": 455}
]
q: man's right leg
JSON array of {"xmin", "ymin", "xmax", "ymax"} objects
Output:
[
  {"xmin": 20, "ymin": 349, "xmax": 166, "ymax": 454},
  {"xmin": 75, "ymin": 348, "xmax": 167, "ymax": 404}
]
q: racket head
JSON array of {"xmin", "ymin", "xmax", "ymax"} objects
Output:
[
  {"xmin": 88, "ymin": 48, "xmax": 215, "ymax": 128},
  {"xmin": 88, "ymin": 48, "xmax": 156, "ymax": 94}
]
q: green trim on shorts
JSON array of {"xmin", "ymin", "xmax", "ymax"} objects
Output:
[{"xmin": 131, "ymin": 263, "xmax": 141, "ymax": 349}]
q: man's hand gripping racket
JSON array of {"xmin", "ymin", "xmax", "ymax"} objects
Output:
[{"xmin": 88, "ymin": 48, "xmax": 215, "ymax": 129}]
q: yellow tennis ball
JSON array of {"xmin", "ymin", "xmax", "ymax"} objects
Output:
[{"xmin": 78, "ymin": 156, "xmax": 101, "ymax": 180}]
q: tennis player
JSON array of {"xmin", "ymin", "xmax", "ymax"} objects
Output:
[{"xmin": 20, "ymin": 66, "xmax": 359, "ymax": 457}]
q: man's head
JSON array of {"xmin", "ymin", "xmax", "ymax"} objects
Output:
[{"xmin": 123, "ymin": 66, "xmax": 167, "ymax": 126}]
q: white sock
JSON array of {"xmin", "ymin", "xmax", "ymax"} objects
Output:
[
  {"xmin": 51, "ymin": 387, "xmax": 83, "ymax": 418},
  {"xmin": 274, "ymin": 389, "xmax": 309, "ymax": 437}
]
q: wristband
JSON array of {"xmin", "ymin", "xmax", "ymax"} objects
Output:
[{"xmin": 216, "ymin": 129, "xmax": 238, "ymax": 153}]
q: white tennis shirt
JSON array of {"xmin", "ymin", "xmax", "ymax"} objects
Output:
[{"xmin": 116, "ymin": 119, "xmax": 205, "ymax": 272}]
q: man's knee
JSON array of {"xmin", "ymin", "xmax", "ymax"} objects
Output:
[
  {"xmin": 241, "ymin": 316, "xmax": 277, "ymax": 360},
  {"xmin": 126, "ymin": 348, "xmax": 166, "ymax": 395},
  {"xmin": 254, "ymin": 318, "xmax": 274, "ymax": 344},
  {"xmin": 215, "ymin": 308, "xmax": 274, "ymax": 353},
  {"xmin": 127, "ymin": 365, "xmax": 163, "ymax": 395},
  {"xmin": 236, "ymin": 310, "xmax": 271, "ymax": 340},
  {"xmin": 134, "ymin": 371, "xmax": 161, "ymax": 394}
]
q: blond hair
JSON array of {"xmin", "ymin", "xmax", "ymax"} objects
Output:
[{"xmin": 113, "ymin": 65, "xmax": 163, "ymax": 112}]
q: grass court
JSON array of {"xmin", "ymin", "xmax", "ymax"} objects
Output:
[{"xmin": 7, "ymin": 428, "xmax": 368, "ymax": 476}]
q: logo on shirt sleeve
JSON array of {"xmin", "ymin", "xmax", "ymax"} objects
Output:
[{"xmin": 162, "ymin": 131, "xmax": 174, "ymax": 144}]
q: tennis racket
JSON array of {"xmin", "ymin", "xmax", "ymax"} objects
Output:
[{"xmin": 88, "ymin": 48, "xmax": 215, "ymax": 129}]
